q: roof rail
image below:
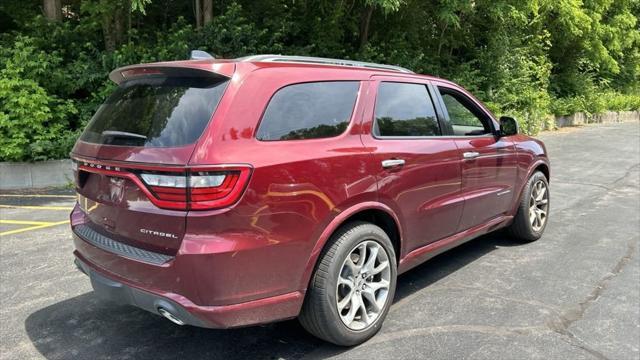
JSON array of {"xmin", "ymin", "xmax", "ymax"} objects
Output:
[{"xmin": 238, "ymin": 55, "xmax": 414, "ymax": 73}]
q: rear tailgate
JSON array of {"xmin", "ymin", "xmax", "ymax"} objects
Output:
[{"xmin": 71, "ymin": 62, "xmax": 234, "ymax": 255}]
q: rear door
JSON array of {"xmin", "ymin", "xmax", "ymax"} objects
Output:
[
  {"xmin": 72, "ymin": 67, "xmax": 231, "ymax": 255},
  {"xmin": 361, "ymin": 76, "xmax": 463, "ymax": 255},
  {"xmin": 433, "ymin": 82, "xmax": 518, "ymax": 231}
]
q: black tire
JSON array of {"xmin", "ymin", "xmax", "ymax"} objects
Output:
[
  {"xmin": 507, "ymin": 171, "xmax": 550, "ymax": 242},
  {"xmin": 299, "ymin": 221, "xmax": 397, "ymax": 346}
]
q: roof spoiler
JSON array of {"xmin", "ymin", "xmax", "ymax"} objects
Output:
[{"xmin": 109, "ymin": 61, "xmax": 234, "ymax": 85}]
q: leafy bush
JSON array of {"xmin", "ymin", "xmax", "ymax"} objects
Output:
[
  {"xmin": 0, "ymin": 36, "xmax": 77, "ymax": 161},
  {"xmin": 592, "ymin": 93, "xmax": 640, "ymax": 113},
  {"xmin": 551, "ymin": 92, "xmax": 640, "ymax": 116}
]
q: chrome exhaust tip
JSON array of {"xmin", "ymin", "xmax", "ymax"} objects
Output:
[{"xmin": 157, "ymin": 307, "xmax": 185, "ymax": 325}]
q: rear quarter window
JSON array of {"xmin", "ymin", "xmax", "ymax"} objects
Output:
[
  {"xmin": 80, "ymin": 77, "xmax": 229, "ymax": 147},
  {"xmin": 256, "ymin": 81, "xmax": 359, "ymax": 141}
]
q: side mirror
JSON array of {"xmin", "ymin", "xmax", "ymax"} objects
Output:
[{"xmin": 499, "ymin": 116, "xmax": 519, "ymax": 137}]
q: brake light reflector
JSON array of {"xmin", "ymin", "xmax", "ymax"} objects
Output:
[
  {"xmin": 149, "ymin": 186, "xmax": 188, "ymax": 202},
  {"xmin": 120, "ymin": 68, "xmax": 164, "ymax": 79}
]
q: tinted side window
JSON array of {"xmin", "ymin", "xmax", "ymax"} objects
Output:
[
  {"xmin": 374, "ymin": 82, "xmax": 440, "ymax": 137},
  {"xmin": 439, "ymin": 89, "xmax": 491, "ymax": 136},
  {"xmin": 256, "ymin": 81, "xmax": 359, "ymax": 141}
]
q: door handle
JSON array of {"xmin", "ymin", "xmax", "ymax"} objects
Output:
[
  {"xmin": 382, "ymin": 159, "xmax": 405, "ymax": 169},
  {"xmin": 463, "ymin": 151, "xmax": 480, "ymax": 160}
]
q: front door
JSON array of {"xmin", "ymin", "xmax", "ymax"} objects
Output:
[{"xmin": 433, "ymin": 82, "xmax": 518, "ymax": 231}]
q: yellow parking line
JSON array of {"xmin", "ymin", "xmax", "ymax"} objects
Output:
[
  {"xmin": 0, "ymin": 220, "xmax": 55, "ymax": 226},
  {"xmin": 0, "ymin": 220, "xmax": 69, "ymax": 236},
  {"xmin": 0, "ymin": 205, "xmax": 74, "ymax": 211},
  {"xmin": 0, "ymin": 194, "xmax": 76, "ymax": 198}
]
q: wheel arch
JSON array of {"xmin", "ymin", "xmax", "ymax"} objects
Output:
[
  {"xmin": 341, "ymin": 209, "xmax": 401, "ymax": 259},
  {"xmin": 534, "ymin": 162, "xmax": 550, "ymax": 181},
  {"xmin": 509, "ymin": 158, "xmax": 550, "ymax": 216},
  {"xmin": 298, "ymin": 202, "xmax": 403, "ymax": 291}
]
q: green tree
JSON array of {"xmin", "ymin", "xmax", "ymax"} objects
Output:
[{"xmin": 0, "ymin": 0, "xmax": 638, "ymax": 161}]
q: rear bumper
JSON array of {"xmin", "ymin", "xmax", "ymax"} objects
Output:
[
  {"xmin": 70, "ymin": 202, "xmax": 307, "ymax": 328},
  {"xmin": 74, "ymin": 255, "xmax": 304, "ymax": 328}
]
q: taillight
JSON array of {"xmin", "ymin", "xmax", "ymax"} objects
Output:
[
  {"xmin": 188, "ymin": 171, "xmax": 242, "ymax": 209},
  {"xmin": 76, "ymin": 161, "xmax": 251, "ymax": 211},
  {"xmin": 139, "ymin": 167, "xmax": 251, "ymax": 211}
]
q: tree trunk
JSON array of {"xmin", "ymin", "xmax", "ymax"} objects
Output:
[
  {"xmin": 202, "ymin": 0, "xmax": 213, "ymax": 25},
  {"xmin": 195, "ymin": 0, "xmax": 202, "ymax": 28},
  {"xmin": 359, "ymin": 5, "xmax": 374, "ymax": 50},
  {"xmin": 103, "ymin": 15, "xmax": 115, "ymax": 51},
  {"xmin": 114, "ymin": 5, "xmax": 126, "ymax": 46},
  {"xmin": 43, "ymin": 0, "xmax": 62, "ymax": 21},
  {"xmin": 102, "ymin": 0, "xmax": 130, "ymax": 52},
  {"xmin": 436, "ymin": 23, "xmax": 448, "ymax": 58}
]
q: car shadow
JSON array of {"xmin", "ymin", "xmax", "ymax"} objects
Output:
[
  {"xmin": 24, "ymin": 232, "xmax": 517, "ymax": 360},
  {"xmin": 393, "ymin": 231, "xmax": 518, "ymax": 303}
]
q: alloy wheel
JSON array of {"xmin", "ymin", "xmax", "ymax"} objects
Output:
[
  {"xmin": 335, "ymin": 240, "xmax": 391, "ymax": 331},
  {"xmin": 529, "ymin": 180, "xmax": 549, "ymax": 232}
]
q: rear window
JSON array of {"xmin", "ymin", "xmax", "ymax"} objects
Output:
[
  {"xmin": 80, "ymin": 77, "xmax": 229, "ymax": 147},
  {"xmin": 256, "ymin": 81, "xmax": 359, "ymax": 141}
]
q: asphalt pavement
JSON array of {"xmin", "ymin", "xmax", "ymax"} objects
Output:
[{"xmin": 1, "ymin": 122, "xmax": 638, "ymax": 360}]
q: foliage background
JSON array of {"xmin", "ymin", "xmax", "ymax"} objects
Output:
[{"xmin": 0, "ymin": 0, "xmax": 639, "ymax": 161}]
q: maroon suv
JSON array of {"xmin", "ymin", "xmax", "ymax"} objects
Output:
[{"xmin": 70, "ymin": 54, "xmax": 550, "ymax": 346}]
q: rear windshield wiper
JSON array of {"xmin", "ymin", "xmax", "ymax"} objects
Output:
[{"xmin": 101, "ymin": 130, "xmax": 148, "ymax": 140}]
